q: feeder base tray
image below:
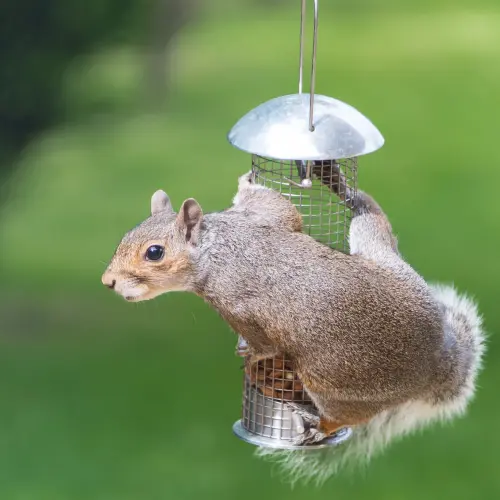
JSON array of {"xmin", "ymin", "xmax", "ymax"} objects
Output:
[{"xmin": 232, "ymin": 420, "xmax": 353, "ymax": 450}]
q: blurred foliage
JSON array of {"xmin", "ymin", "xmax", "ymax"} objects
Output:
[
  {"xmin": 0, "ymin": 0, "xmax": 149, "ymax": 189},
  {"xmin": 1, "ymin": 1, "xmax": 500, "ymax": 499}
]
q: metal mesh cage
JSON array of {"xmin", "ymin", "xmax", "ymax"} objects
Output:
[
  {"xmin": 252, "ymin": 155, "xmax": 358, "ymax": 251},
  {"xmin": 242, "ymin": 355, "xmax": 312, "ymax": 441},
  {"xmin": 235, "ymin": 155, "xmax": 358, "ymax": 448}
]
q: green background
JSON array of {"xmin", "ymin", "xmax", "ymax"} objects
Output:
[{"xmin": 1, "ymin": 1, "xmax": 499, "ymax": 499}]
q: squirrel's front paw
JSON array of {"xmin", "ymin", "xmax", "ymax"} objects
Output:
[
  {"xmin": 236, "ymin": 336, "xmax": 250, "ymax": 357},
  {"xmin": 237, "ymin": 170, "xmax": 254, "ymax": 188}
]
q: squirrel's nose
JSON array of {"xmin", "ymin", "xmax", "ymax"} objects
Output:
[{"xmin": 102, "ymin": 273, "xmax": 117, "ymax": 290}]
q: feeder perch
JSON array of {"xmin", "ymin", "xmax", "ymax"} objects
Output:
[{"xmin": 228, "ymin": 0, "xmax": 384, "ymax": 450}]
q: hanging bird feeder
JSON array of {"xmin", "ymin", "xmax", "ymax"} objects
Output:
[{"xmin": 228, "ymin": 0, "xmax": 384, "ymax": 450}]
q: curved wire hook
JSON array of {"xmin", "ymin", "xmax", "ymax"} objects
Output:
[{"xmin": 298, "ymin": 0, "xmax": 319, "ymax": 132}]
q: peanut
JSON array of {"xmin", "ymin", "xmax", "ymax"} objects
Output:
[
  {"xmin": 260, "ymin": 386, "xmax": 279, "ymax": 398},
  {"xmin": 269, "ymin": 369, "xmax": 285, "ymax": 380}
]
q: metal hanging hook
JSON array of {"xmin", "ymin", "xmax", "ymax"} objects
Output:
[
  {"xmin": 298, "ymin": 0, "xmax": 319, "ymax": 132},
  {"xmin": 298, "ymin": 0, "xmax": 306, "ymax": 95}
]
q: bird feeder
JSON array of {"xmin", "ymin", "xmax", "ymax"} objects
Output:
[{"xmin": 227, "ymin": 0, "xmax": 384, "ymax": 450}]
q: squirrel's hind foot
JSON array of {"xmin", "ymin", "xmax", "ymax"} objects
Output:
[
  {"xmin": 286, "ymin": 402, "xmax": 320, "ymax": 426},
  {"xmin": 287, "ymin": 403, "xmax": 328, "ymax": 445},
  {"xmin": 292, "ymin": 427, "xmax": 329, "ymax": 446},
  {"xmin": 288, "ymin": 404, "xmax": 349, "ymax": 446}
]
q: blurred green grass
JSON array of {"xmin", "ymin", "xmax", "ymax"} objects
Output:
[{"xmin": 1, "ymin": 3, "xmax": 499, "ymax": 499}]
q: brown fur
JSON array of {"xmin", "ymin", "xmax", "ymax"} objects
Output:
[{"xmin": 102, "ymin": 170, "xmax": 481, "ymax": 445}]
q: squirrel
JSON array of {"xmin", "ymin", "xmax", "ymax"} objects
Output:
[{"xmin": 101, "ymin": 165, "xmax": 485, "ymax": 484}]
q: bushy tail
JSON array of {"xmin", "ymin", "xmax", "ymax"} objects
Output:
[{"xmin": 256, "ymin": 284, "xmax": 486, "ymax": 486}]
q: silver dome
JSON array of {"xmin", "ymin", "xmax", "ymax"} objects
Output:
[{"xmin": 228, "ymin": 93, "xmax": 384, "ymax": 161}]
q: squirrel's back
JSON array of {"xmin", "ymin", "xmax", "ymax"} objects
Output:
[{"xmin": 200, "ymin": 213, "xmax": 444, "ymax": 403}]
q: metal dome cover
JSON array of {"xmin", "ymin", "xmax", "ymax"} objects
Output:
[{"xmin": 228, "ymin": 93, "xmax": 384, "ymax": 161}]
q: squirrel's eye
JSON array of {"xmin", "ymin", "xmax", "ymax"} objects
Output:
[{"xmin": 145, "ymin": 245, "xmax": 165, "ymax": 261}]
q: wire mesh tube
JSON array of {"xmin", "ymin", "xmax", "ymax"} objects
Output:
[
  {"xmin": 253, "ymin": 155, "xmax": 358, "ymax": 250},
  {"xmin": 235, "ymin": 156, "xmax": 358, "ymax": 448}
]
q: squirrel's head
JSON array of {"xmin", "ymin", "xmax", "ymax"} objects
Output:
[{"xmin": 101, "ymin": 190, "xmax": 203, "ymax": 302}]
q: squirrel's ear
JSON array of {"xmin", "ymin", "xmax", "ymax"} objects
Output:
[
  {"xmin": 176, "ymin": 198, "xmax": 203, "ymax": 244},
  {"xmin": 151, "ymin": 190, "xmax": 173, "ymax": 215}
]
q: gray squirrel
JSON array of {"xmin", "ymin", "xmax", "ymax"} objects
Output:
[{"xmin": 102, "ymin": 165, "xmax": 485, "ymax": 484}]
